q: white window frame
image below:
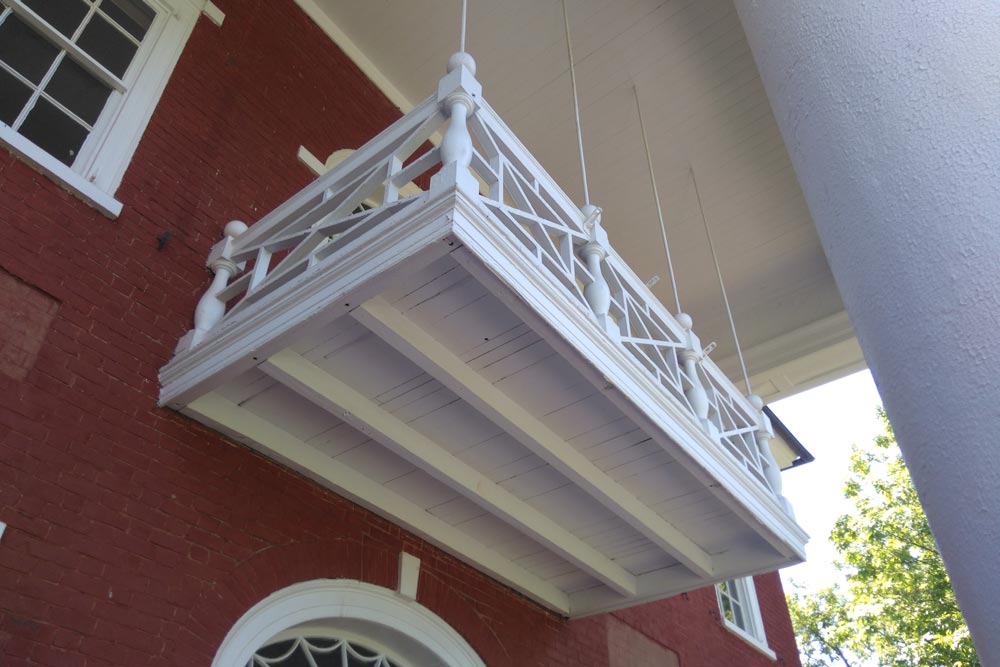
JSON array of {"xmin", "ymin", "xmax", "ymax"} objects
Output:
[
  {"xmin": 715, "ymin": 576, "xmax": 776, "ymax": 659},
  {"xmin": 0, "ymin": 0, "xmax": 205, "ymax": 218}
]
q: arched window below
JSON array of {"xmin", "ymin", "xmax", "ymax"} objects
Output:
[
  {"xmin": 250, "ymin": 630, "xmax": 404, "ymax": 667},
  {"xmin": 213, "ymin": 579, "xmax": 484, "ymax": 667}
]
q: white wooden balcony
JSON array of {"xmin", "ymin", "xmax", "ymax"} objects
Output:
[{"xmin": 159, "ymin": 54, "xmax": 807, "ymax": 618}]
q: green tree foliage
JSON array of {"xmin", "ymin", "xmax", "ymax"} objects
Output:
[
  {"xmin": 787, "ymin": 585, "xmax": 857, "ymax": 667},
  {"xmin": 787, "ymin": 410, "xmax": 978, "ymax": 667}
]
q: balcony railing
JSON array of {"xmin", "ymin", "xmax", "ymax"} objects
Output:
[{"xmin": 173, "ymin": 53, "xmax": 791, "ymax": 518}]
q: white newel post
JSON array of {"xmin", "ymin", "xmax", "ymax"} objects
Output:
[
  {"xmin": 735, "ymin": 1, "xmax": 1000, "ymax": 660},
  {"xmin": 579, "ymin": 205, "xmax": 618, "ymax": 340},
  {"xmin": 677, "ymin": 313, "xmax": 712, "ymax": 434},
  {"xmin": 178, "ymin": 220, "xmax": 247, "ymax": 353},
  {"xmin": 748, "ymin": 394, "xmax": 793, "ymax": 515},
  {"xmin": 431, "ymin": 52, "xmax": 481, "ymax": 194}
]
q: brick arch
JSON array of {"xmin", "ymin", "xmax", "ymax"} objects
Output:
[{"xmin": 170, "ymin": 538, "xmax": 366, "ymax": 664}]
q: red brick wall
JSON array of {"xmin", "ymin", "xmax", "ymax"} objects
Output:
[
  {"xmin": 612, "ymin": 573, "xmax": 802, "ymax": 666},
  {"xmin": 0, "ymin": 1, "xmax": 803, "ymax": 665}
]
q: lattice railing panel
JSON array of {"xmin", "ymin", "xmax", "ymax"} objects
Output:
[
  {"xmin": 700, "ymin": 363, "xmax": 768, "ymax": 487},
  {"xmin": 202, "ymin": 95, "xmax": 446, "ymax": 335}
]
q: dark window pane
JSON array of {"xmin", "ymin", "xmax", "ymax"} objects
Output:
[
  {"xmin": 46, "ymin": 58, "xmax": 111, "ymax": 125},
  {"xmin": 22, "ymin": 0, "xmax": 89, "ymax": 38},
  {"xmin": 18, "ymin": 97, "xmax": 89, "ymax": 165},
  {"xmin": 346, "ymin": 642, "xmax": 377, "ymax": 659},
  {"xmin": 256, "ymin": 639, "xmax": 296, "ymax": 660},
  {"xmin": 100, "ymin": 0, "xmax": 155, "ymax": 41},
  {"xmin": 0, "ymin": 15, "xmax": 59, "ymax": 84},
  {"xmin": 0, "ymin": 67, "xmax": 32, "ymax": 125},
  {"xmin": 76, "ymin": 14, "xmax": 138, "ymax": 78}
]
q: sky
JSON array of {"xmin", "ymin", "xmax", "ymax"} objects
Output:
[{"xmin": 769, "ymin": 369, "xmax": 885, "ymax": 593}]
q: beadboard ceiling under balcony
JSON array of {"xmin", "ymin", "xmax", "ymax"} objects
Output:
[
  {"xmin": 300, "ymin": 0, "xmax": 866, "ymax": 400},
  {"xmin": 182, "ymin": 253, "xmax": 803, "ymax": 617}
]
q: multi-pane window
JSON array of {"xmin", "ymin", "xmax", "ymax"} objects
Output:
[
  {"xmin": 0, "ymin": 0, "xmax": 199, "ymax": 216},
  {"xmin": 716, "ymin": 577, "xmax": 769, "ymax": 649},
  {"xmin": 0, "ymin": 0, "xmax": 156, "ymax": 166}
]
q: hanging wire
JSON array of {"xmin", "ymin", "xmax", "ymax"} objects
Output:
[
  {"xmin": 459, "ymin": 0, "xmax": 468, "ymax": 52},
  {"xmin": 634, "ymin": 84, "xmax": 681, "ymax": 315},
  {"xmin": 690, "ymin": 166, "xmax": 752, "ymax": 396},
  {"xmin": 561, "ymin": 0, "xmax": 591, "ymax": 206}
]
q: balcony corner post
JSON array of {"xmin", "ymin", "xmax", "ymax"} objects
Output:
[
  {"xmin": 579, "ymin": 205, "xmax": 618, "ymax": 340},
  {"xmin": 677, "ymin": 313, "xmax": 712, "ymax": 431},
  {"xmin": 178, "ymin": 220, "xmax": 247, "ymax": 353},
  {"xmin": 748, "ymin": 394, "xmax": 794, "ymax": 515},
  {"xmin": 431, "ymin": 52, "xmax": 482, "ymax": 195}
]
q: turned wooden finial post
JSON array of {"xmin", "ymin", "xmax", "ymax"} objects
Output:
[
  {"xmin": 579, "ymin": 205, "xmax": 618, "ymax": 339},
  {"xmin": 431, "ymin": 52, "xmax": 481, "ymax": 193},
  {"xmin": 748, "ymin": 393, "xmax": 794, "ymax": 515},
  {"xmin": 189, "ymin": 220, "xmax": 247, "ymax": 348},
  {"xmin": 677, "ymin": 312, "xmax": 712, "ymax": 429}
]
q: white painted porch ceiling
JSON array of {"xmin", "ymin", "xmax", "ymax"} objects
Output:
[{"xmin": 311, "ymin": 0, "xmax": 850, "ymax": 393}]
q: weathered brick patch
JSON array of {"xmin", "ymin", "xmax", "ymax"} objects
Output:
[{"xmin": 0, "ymin": 268, "xmax": 59, "ymax": 381}]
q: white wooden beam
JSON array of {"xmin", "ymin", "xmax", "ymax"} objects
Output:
[
  {"xmin": 185, "ymin": 393, "xmax": 571, "ymax": 614},
  {"xmin": 260, "ymin": 349, "xmax": 637, "ymax": 597},
  {"xmin": 568, "ymin": 542, "xmax": 799, "ymax": 617},
  {"xmin": 353, "ymin": 298, "xmax": 716, "ymax": 579}
]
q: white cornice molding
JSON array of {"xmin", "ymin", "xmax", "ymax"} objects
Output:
[
  {"xmin": 293, "ymin": 0, "xmax": 415, "ymax": 113},
  {"xmin": 716, "ymin": 310, "xmax": 857, "ymax": 380}
]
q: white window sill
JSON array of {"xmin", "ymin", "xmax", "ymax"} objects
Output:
[
  {"xmin": 721, "ymin": 620, "xmax": 777, "ymax": 661},
  {"xmin": 1, "ymin": 125, "xmax": 123, "ymax": 219}
]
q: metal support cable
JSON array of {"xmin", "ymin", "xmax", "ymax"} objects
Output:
[
  {"xmin": 634, "ymin": 84, "xmax": 681, "ymax": 314},
  {"xmin": 562, "ymin": 0, "xmax": 591, "ymax": 207},
  {"xmin": 459, "ymin": 0, "xmax": 468, "ymax": 52},
  {"xmin": 691, "ymin": 167, "xmax": 752, "ymax": 396}
]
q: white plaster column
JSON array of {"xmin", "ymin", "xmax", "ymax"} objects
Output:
[{"xmin": 733, "ymin": 1, "xmax": 1000, "ymax": 661}]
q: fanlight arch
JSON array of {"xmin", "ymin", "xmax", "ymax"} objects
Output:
[{"xmin": 213, "ymin": 579, "xmax": 485, "ymax": 667}]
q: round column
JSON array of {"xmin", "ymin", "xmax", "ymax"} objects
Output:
[{"xmin": 733, "ymin": 1, "xmax": 1000, "ymax": 661}]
